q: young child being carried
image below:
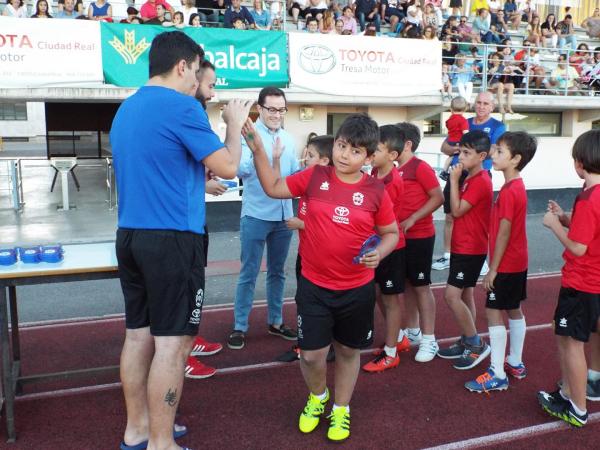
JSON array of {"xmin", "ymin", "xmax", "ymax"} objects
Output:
[{"xmin": 439, "ymin": 96, "xmax": 469, "ymax": 182}]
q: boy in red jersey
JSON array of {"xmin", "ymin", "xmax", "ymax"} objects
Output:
[
  {"xmin": 362, "ymin": 125, "xmax": 407, "ymax": 373},
  {"xmin": 465, "ymin": 131, "xmax": 537, "ymax": 393},
  {"xmin": 396, "ymin": 122, "xmax": 444, "ymax": 362},
  {"xmin": 437, "ymin": 130, "xmax": 493, "ymax": 370},
  {"xmin": 242, "ymin": 114, "xmax": 398, "ymax": 442},
  {"xmin": 538, "ymin": 129, "xmax": 600, "ymax": 427}
]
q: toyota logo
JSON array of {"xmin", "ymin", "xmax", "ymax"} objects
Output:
[
  {"xmin": 298, "ymin": 45, "xmax": 336, "ymax": 74},
  {"xmin": 335, "ymin": 206, "xmax": 350, "ymax": 217}
]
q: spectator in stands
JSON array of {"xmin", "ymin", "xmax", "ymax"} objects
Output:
[
  {"xmin": 457, "ymin": 14, "xmax": 480, "ymax": 43},
  {"xmin": 88, "ymin": 0, "xmax": 112, "ymax": 20},
  {"xmin": 181, "ymin": 0, "xmax": 197, "ymax": 25},
  {"xmin": 541, "ymin": 12, "xmax": 558, "ymax": 48},
  {"xmin": 448, "ymin": 0, "xmax": 461, "ymax": 18},
  {"xmin": 452, "ymin": 53, "xmax": 475, "ymax": 101},
  {"xmin": 428, "ymin": 0, "xmax": 446, "ymax": 23},
  {"xmin": 422, "ymin": 3, "xmax": 439, "ymax": 32},
  {"xmin": 440, "ymin": 15, "xmax": 460, "ymax": 40},
  {"xmin": 569, "ymin": 43, "xmax": 593, "ymax": 75},
  {"xmin": 120, "ymin": 6, "xmax": 140, "ymax": 23},
  {"xmin": 289, "ymin": 0, "xmax": 309, "ymax": 25},
  {"xmin": 517, "ymin": 0, "xmax": 535, "ymax": 24},
  {"xmin": 140, "ymin": 0, "xmax": 174, "ymax": 21},
  {"xmin": 31, "ymin": 0, "xmax": 52, "ymax": 17},
  {"xmin": 382, "ymin": 0, "xmax": 405, "ymax": 34},
  {"xmin": 423, "ymin": 25, "xmax": 438, "ymax": 40},
  {"xmin": 339, "ymin": 6, "xmax": 356, "ymax": 33},
  {"xmin": 353, "ymin": 0, "xmax": 380, "ymax": 32},
  {"xmin": 474, "ymin": 8, "xmax": 501, "ymax": 44},
  {"xmin": 557, "ymin": 14, "xmax": 577, "ymax": 51},
  {"xmin": 398, "ymin": 5, "xmax": 422, "ymax": 38},
  {"xmin": 515, "ymin": 41, "xmax": 545, "ymax": 92},
  {"xmin": 146, "ymin": 3, "xmax": 170, "ymax": 23},
  {"xmin": 582, "ymin": 8, "xmax": 600, "ymax": 39},
  {"xmin": 304, "ymin": 0, "xmax": 327, "ymax": 22},
  {"xmin": 3, "ymin": 0, "xmax": 27, "ymax": 17},
  {"xmin": 224, "ymin": 0, "xmax": 255, "ymax": 28},
  {"xmin": 305, "ymin": 15, "xmax": 319, "ymax": 32},
  {"xmin": 189, "ymin": 11, "xmax": 201, "ymax": 25},
  {"xmin": 469, "ymin": 0, "xmax": 487, "ymax": 16},
  {"xmin": 546, "ymin": 53, "xmax": 581, "ymax": 95},
  {"xmin": 524, "ymin": 15, "xmax": 542, "ymax": 47},
  {"xmin": 56, "ymin": 0, "xmax": 78, "ymax": 17},
  {"xmin": 442, "ymin": 35, "xmax": 459, "ymax": 64},
  {"xmin": 487, "ymin": 51, "xmax": 515, "ymax": 113},
  {"xmin": 320, "ymin": 8, "xmax": 335, "ymax": 32},
  {"xmin": 487, "ymin": 0, "xmax": 500, "ymax": 22},
  {"xmin": 333, "ymin": 17, "xmax": 344, "ymax": 33},
  {"xmin": 251, "ymin": 0, "xmax": 272, "ymax": 29},
  {"xmin": 364, "ymin": 20, "xmax": 378, "ymax": 35},
  {"xmin": 583, "ymin": 48, "xmax": 600, "ymax": 94},
  {"xmin": 171, "ymin": 10, "xmax": 185, "ymax": 27},
  {"xmin": 195, "ymin": 0, "xmax": 219, "ymax": 24},
  {"xmin": 504, "ymin": 0, "xmax": 520, "ymax": 30},
  {"xmin": 58, "ymin": 0, "xmax": 84, "ymax": 14}
]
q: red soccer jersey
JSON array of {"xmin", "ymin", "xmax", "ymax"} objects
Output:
[
  {"xmin": 562, "ymin": 184, "xmax": 600, "ymax": 293},
  {"xmin": 446, "ymin": 113, "xmax": 469, "ymax": 143},
  {"xmin": 286, "ymin": 165, "xmax": 396, "ymax": 290},
  {"xmin": 371, "ymin": 167, "xmax": 406, "ymax": 249},
  {"xmin": 489, "ymin": 178, "xmax": 528, "ymax": 273},
  {"xmin": 397, "ymin": 156, "xmax": 440, "ymax": 239},
  {"xmin": 451, "ymin": 170, "xmax": 493, "ymax": 255},
  {"xmin": 296, "ymin": 195, "xmax": 308, "ymax": 256}
]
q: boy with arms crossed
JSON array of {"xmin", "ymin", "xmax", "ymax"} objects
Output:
[
  {"xmin": 465, "ymin": 131, "xmax": 537, "ymax": 393},
  {"xmin": 538, "ymin": 129, "xmax": 600, "ymax": 427},
  {"xmin": 437, "ymin": 131, "xmax": 493, "ymax": 370},
  {"xmin": 242, "ymin": 114, "xmax": 398, "ymax": 441}
]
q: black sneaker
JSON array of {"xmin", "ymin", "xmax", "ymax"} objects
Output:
[
  {"xmin": 227, "ymin": 330, "xmax": 245, "ymax": 350},
  {"xmin": 538, "ymin": 390, "xmax": 588, "ymax": 427},
  {"xmin": 557, "ymin": 378, "xmax": 600, "ymax": 402},
  {"xmin": 452, "ymin": 341, "xmax": 491, "ymax": 370},
  {"xmin": 268, "ymin": 324, "xmax": 297, "ymax": 341},
  {"xmin": 437, "ymin": 337, "xmax": 465, "ymax": 360}
]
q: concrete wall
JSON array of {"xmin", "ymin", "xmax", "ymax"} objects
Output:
[{"xmin": 0, "ymin": 102, "xmax": 45, "ymax": 140}]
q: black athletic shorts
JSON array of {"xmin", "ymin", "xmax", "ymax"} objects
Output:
[
  {"xmin": 405, "ymin": 236, "xmax": 435, "ymax": 286},
  {"xmin": 447, "ymin": 253, "xmax": 487, "ymax": 289},
  {"xmin": 554, "ymin": 287, "xmax": 600, "ymax": 342},
  {"xmin": 295, "ymin": 275, "xmax": 375, "ymax": 350},
  {"xmin": 486, "ymin": 271, "xmax": 527, "ymax": 310},
  {"xmin": 295, "ymin": 253, "xmax": 302, "ymax": 284},
  {"xmin": 375, "ymin": 248, "xmax": 406, "ymax": 295},
  {"xmin": 116, "ymin": 228, "xmax": 206, "ymax": 336}
]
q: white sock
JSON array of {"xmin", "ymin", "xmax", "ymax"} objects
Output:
[
  {"xmin": 384, "ymin": 345, "xmax": 397, "ymax": 357},
  {"xmin": 444, "ymin": 252, "xmax": 450, "ymax": 259},
  {"xmin": 559, "ymin": 389, "xmax": 569, "ymax": 401},
  {"xmin": 397, "ymin": 328, "xmax": 405, "ymax": 341},
  {"xmin": 489, "ymin": 325, "xmax": 507, "ymax": 378},
  {"xmin": 507, "ymin": 317, "xmax": 526, "ymax": 367},
  {"xmin": 407, "ymin": 328, "xmax": 421, "ymax": 337},
  {"xmin": 332, "ymin": 403, "xmax": 349, "ymax": 413},
  {"xmin": 569, "ymin": 399, "xmax": 586, "ymax": 416},
  {"xmin": 589, "ymin": 369, "xmax": 600, "ymax": 382},
  {"xmin": 313, "ymin": 388, "xmax": 328, "ymax": 401},
  {"xmin": 422, "ymin": 334, "xmax": 435, "ymax": 342}
]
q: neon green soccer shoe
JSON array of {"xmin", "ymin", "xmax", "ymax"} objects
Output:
[
  {"xmin": 327, "ymin": 406, "xmax": 350, "ymax": 442},
  {"xmin": 298, "ymin": 389, "xmax": 330, "ymax": 433}
]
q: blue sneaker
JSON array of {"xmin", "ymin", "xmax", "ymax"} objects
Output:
[{"xmin": 465, "ymin": 368, "xmax": 509, "ymax": 393}]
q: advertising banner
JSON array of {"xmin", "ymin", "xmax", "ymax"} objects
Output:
[
  {"xmin": 101, "ymin": 24, "xmax": 289, "ymax": 89},
  {"xmin": 0, "ymin": 18, "xmax": 103, "ymax": 87},
  {"xmin": 288, "ymin": 33, "xmax": 442, "ymax": 97}
]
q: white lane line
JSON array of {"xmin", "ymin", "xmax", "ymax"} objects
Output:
[
  {"xmin": 15, "ymin": 324, "xmax": 553, "ymax": 403},
  {"xmin": 421, "ymin": 412, "xmax": 600, "ymax": 450},
  {"xmin": 18, "ymin": 272, "xmax": 561, "ymax": 330}
]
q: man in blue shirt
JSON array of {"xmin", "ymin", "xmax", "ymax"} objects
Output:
[
  {"xmin": 224, "ymin": 0, "xmax": 255, "ymax": 28},
  {"xmin": 228, "ymin": 87, "xmax": 300, "ymax": 350},
  {"xmin": 433, "ymin": 91, "xmax": 505, "ymax": 272},
  {"xmin": 111, "ymin": 31, "xmax": 252, "ymax": 450}
]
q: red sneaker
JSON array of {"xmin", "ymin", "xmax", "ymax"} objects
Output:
[
  {"xmin": 185, "ymin": 357, "xmax": 216, "ymax": 379},
  {"xmin": 190, "ymin": 336, "xmax": 223, "ymax": 356},
  {"xmin": 362, "ymin": 351, "xmax": 400, "ymax": 373},
  {"xmin": 396, "ymin": 336, "xmax": 411, "ymax": 353}
]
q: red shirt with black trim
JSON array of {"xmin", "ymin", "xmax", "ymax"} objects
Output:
[
  {"xmin": 371, "ymin": 167, "xmax": 405, "ymax": 249},
  {"xmin": 446, "ymin": 113, "xmax": 469, "ymax": 143},
  {"xmin": 286, "ymin": 165, "xmax": 396, "ymax": 290},
  {"xmin": 397, "ymin": 156, "xmax": 440, "ymax": 239},
  {"xmin": 562, "ymin": 184, "xmax": 600, "ymax": 293},
  {"xmin": 451, "ymin": 170, "xmax": 493, "ymax": 255},
  {"xmin": 489, "ymin": 178, "xmax": 528, "ymax": 273}
]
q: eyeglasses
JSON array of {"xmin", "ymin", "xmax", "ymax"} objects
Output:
[{"xmin": 260, "ymin": 105, "xmax": 288, "ymax": 115}]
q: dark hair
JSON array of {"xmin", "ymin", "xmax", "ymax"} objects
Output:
[
  {"xmin": 258, "ymin": 86, "xmax": 286, "ymax": 106},
  {"xmin": 564, "ymin": 14, "xmax": 572, "ymax": 20},
  {"xmin": 33, "ymin": 0, "xmax": 51, "ymax": 17},
  {"xmin": 306, "ymin": 17, "xmax": 319, "ymax": 26},
  {"xmin": 307, "ymin": 135, "xmax": 334, "ymax": 164},
  {"xmin": 379, "ymin": 125, "xmax": 406, "ymax": 155},
  {"xmin": 342, "ymin": 6, "xmax": 352, "ymax": 13},
  {"xmin": 199, "ymin": 59, "xmax": 216, "ymax": 74},
  {"xmin": 460, "ymin": 130, "xmax": 491, "ymax": 154},
  {"xmin": 496, "ymin": 131, "xmax": 537, "ymax": 171},
  {"xmin": 335, "ymin": 113, "xmax": 380, "ymax": 156},
  {"xmin": 572, "ymin": 129, "xmax": 600, "ymax": 174},
  {"xmin": 189, "ymin": 13, "xmax": 199, "ymax": 24},
  {"xmin": 149, "ymin": 31, "xmax": 203, "ymax": 78},
  {"xmin": 9, "ymin": 0, "xmax": 24, "ymax": 7},
  {"xmin": 395, "ymin": 122, "xmax": 421, "ymax": 151}
]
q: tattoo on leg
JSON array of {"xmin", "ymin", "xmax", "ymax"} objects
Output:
[{"xmin": 164, "ymin": 388, "xmax": 178, "ymax": 407}]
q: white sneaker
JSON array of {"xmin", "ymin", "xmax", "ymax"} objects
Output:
[
  {"xmin": 415, "ymin": 339, "xmax": 440, "ymax": 363},
  {"xmin": 480, "ymin": 260, "xmax": 489, "ymax": 277},
  {"xmin": 405, "ymin": 329, "xmax": 422, "ymax": 345},
  {"xmin": 432, "ymin": 256, "xmax": 450, "ymax": 271}
]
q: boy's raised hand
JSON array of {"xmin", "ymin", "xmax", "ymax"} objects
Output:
[
  {"xmin": 548, "ymin": 200, "xmax": 564, "ymax": 217},
  {"xmin": 449, "ymin": 162, "xmax": 464, "ymax": 182},
  {"xmin": 359, "ymin": 250, "xmax": 380, "ymax": 269},
  {"xmin": 543, "ymin": 210, "xmax": 560, "ymax": 229},
  {"xmin": 241, "ymin": 118, "xmax": 265, "ymax": 154},
  {"xmin": 222, "ymin": 99, "xmax": 253, "ymax": 129}
]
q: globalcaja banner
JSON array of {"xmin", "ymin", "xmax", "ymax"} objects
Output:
[
  {"xmin": 0, "ymin": 18, "xmax": 103, "ymax": 87},
  {"xmin": 288, "ymin": 33, "xmax": 442, "ymax": 97},
  {"xmin": 100, "ymin": 24, "xmax": 289, "ymax": 89}
]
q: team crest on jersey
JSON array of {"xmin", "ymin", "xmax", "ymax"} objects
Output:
[
  {"xmin": 320, "ymin": 181, "xmax": 329, "ymax": 191},
  {"xmin": 352, "ymin": 192, "xmax": 364, "ymax": 206},
  {"xmin": 300, "ymin": 203, "xmax": 307, "ymax": 215}
]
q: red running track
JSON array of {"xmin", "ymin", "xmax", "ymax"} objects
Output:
[{"xmin": 1, "ymin": 273, "xmax": 598, "ymax": 449}]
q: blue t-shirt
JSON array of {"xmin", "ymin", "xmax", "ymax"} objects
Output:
[
  {"xmin": 110, "ymin": 86, "xmax": 224, "ymax": 234},
  {"xmin": 450, "ymin": 116, "xmax": 506, "ymax": 170}
]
